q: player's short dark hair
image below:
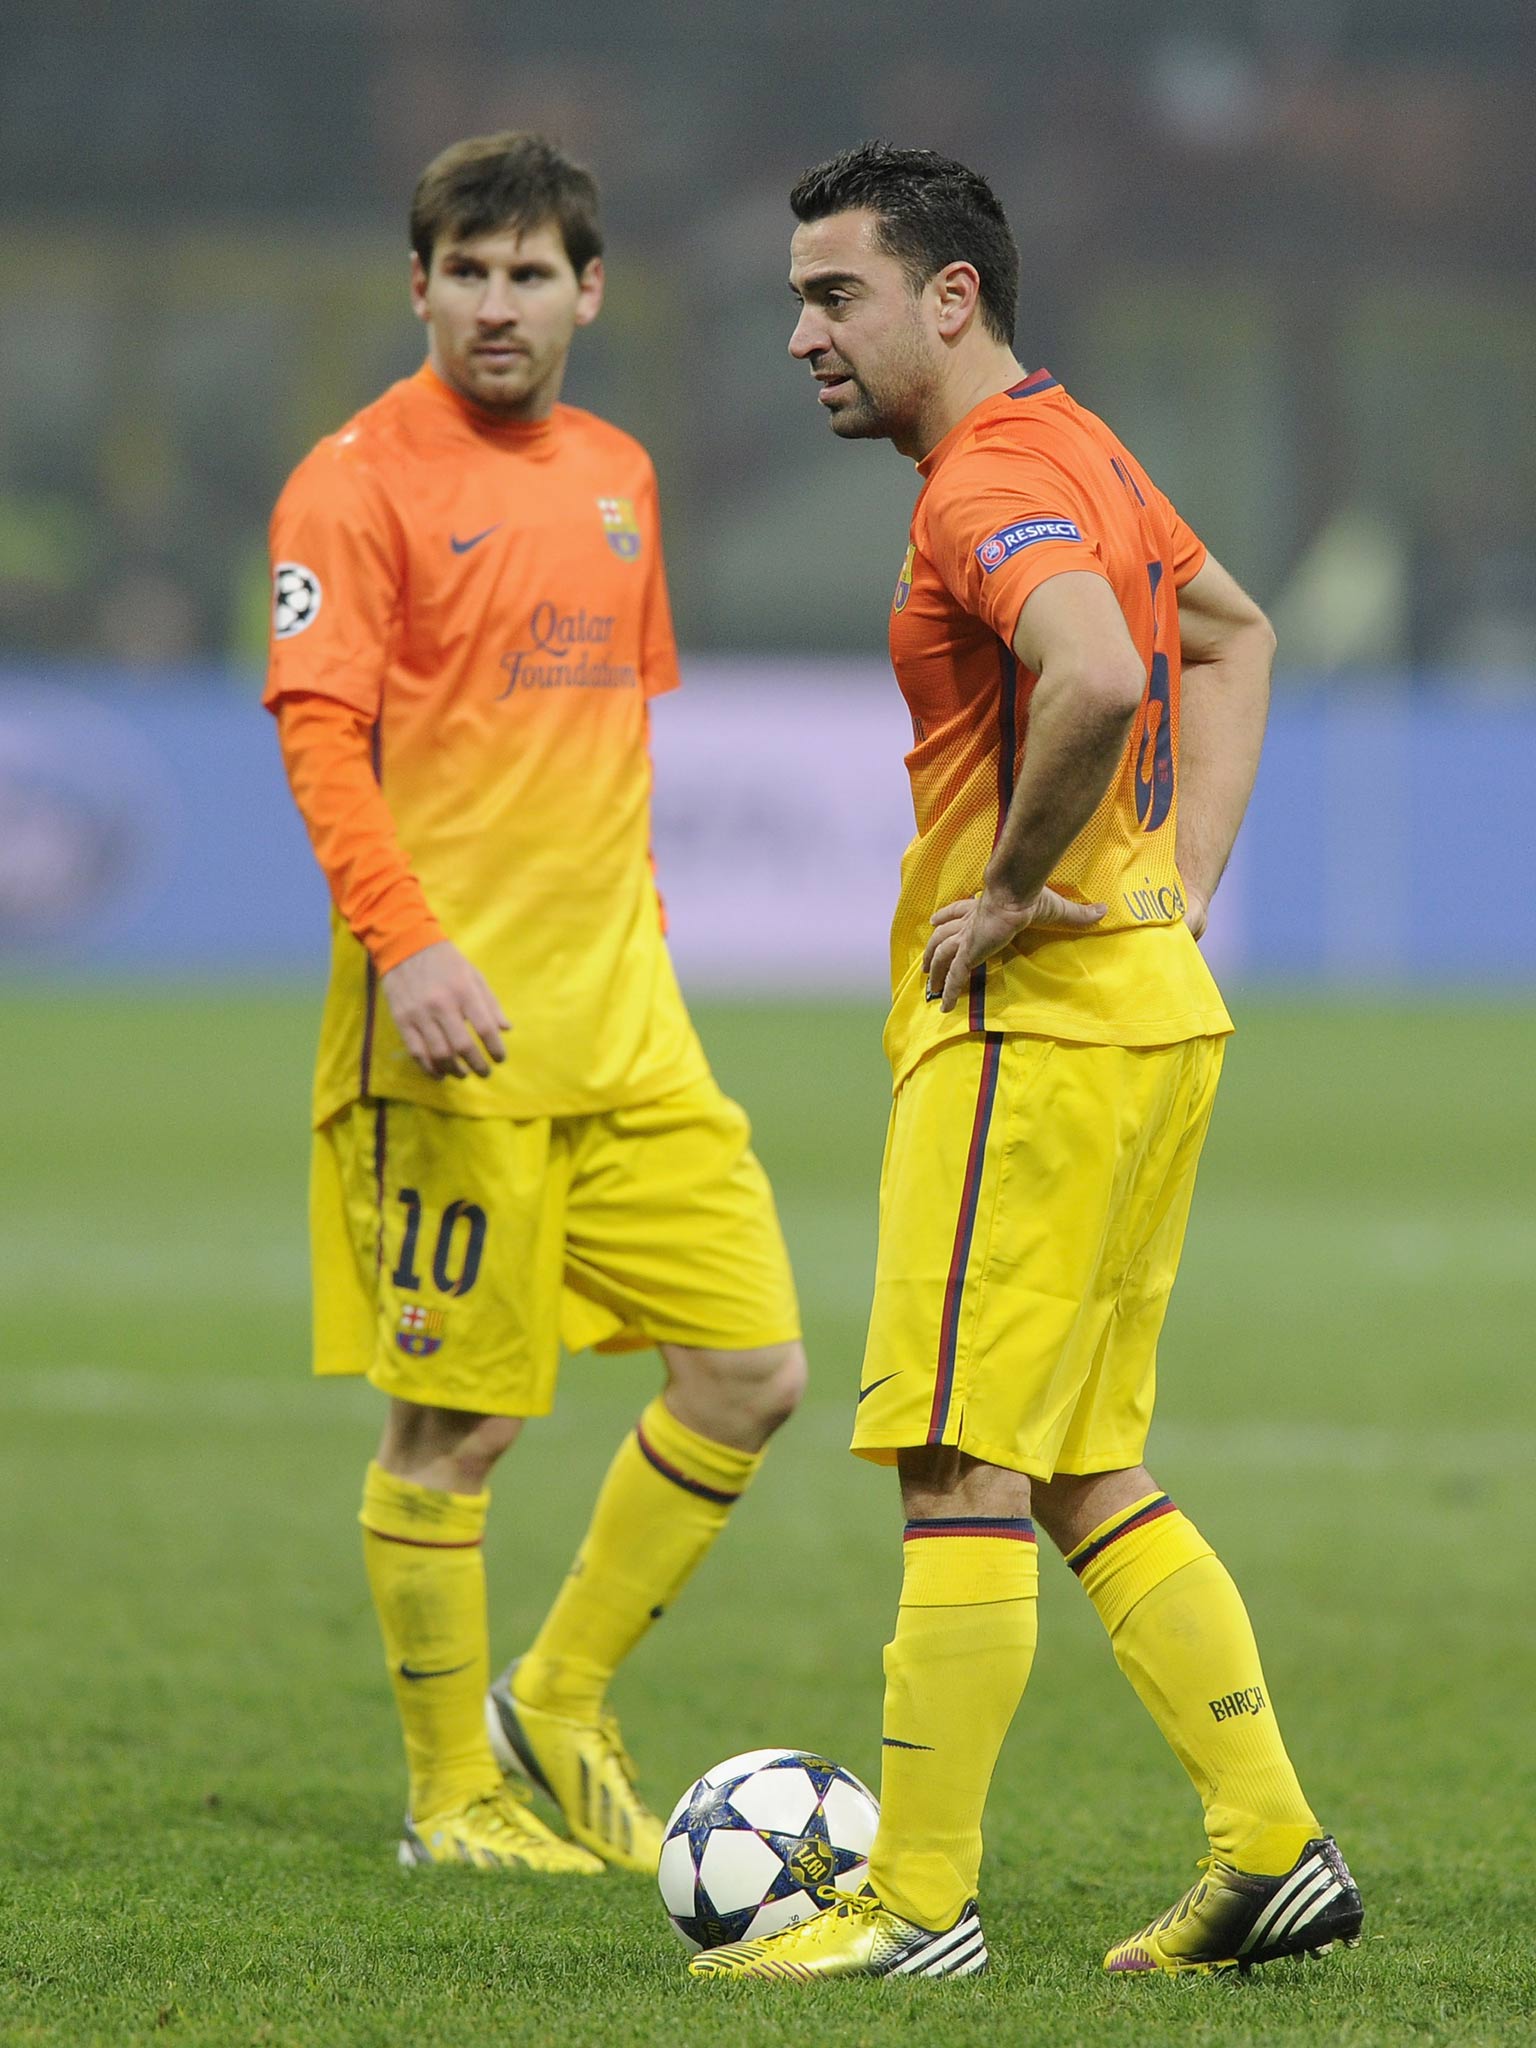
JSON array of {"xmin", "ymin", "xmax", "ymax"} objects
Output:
[
  {"xmin": 789, "ymin": 142, "xmax": 1018, "ymax": 345},
  {"xmin": 411, "ymin": 132, "xmax": 602, "ymax": 277}
]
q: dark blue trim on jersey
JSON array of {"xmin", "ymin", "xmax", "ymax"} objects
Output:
[
  {"xmin": 1111, "ymin": 454, "xmax": 1147, "ymax": 507},
  {"xmin": 972, "ymin": 638, "xmax": 1021, "ymax": 1033},
  {"xmin": 359, "ymin": 720, "xmax": 383, "ymax": 1100},
  {"xmin": 1007, "ymin": 369, "xmax": 1060, "ymax": 399}
]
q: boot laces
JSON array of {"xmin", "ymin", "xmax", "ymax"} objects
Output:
[
  {"xmin": 812, "ymin": 1883, "xmax": 881, "ymax": 1920},
  {"xmin": 462, "ymin": 1788, "xmax": 540, "ymax": 1843}
]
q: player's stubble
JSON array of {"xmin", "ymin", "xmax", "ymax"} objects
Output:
[{"xmin": 817, "ymin": 301, "xmax": 934, "ymax": 445}]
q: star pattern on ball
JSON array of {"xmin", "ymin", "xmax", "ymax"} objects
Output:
[{"xmin": 662, "ymin": 1754, "xmax": 878, "ymax": 1951}]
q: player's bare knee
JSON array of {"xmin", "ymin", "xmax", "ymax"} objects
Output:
[
  {"xmin": 378, "ymin": 1398, "xmax": 522, "ymax": 1491},
  {"xmin": 897, "ymin": 1445, "xmax": 1031, "ymax": 1522},
  {"xmin": 1032, "ymin": 1464, "xmax": 1155, "ymax": 1556},
  {"xmin": 662, "ymin": 1339, "xmax": 806, "ymax": 1442},
  {"xmin": 754, "ymin": 1340, "xmax": 808, "ymax": 1432}
]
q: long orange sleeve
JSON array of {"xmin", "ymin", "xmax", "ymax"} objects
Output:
[{"xmin": 275, "ymin": 692, "xmax": 445, "ymax": 974}]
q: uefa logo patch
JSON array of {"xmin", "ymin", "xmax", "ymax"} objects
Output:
[
  {"xmin": 273, "ymin": 562, "xmax": 322, "ymax": 637},
  {"xmin": 975, "ymin": 517, "xmax": 1082, "ymax": 574}
]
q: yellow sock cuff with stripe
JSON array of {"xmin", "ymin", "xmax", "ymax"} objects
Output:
[
  {"xmin": 360, "ymin": 1460, "xmax": 489, "ymax": 1546},
  {"xmin": 869, "ymin": 1520, "xmax": 1038, "ymax": 1931},
  {"xmin": 516, "ymin": 1399, "xmax": 763, "ymax": 1721},
  {"xmin": 359, "ymin": 1461, "xmax": 500, "ymax": 1825},
  {"xmin": 1069, "ymin": 1491, "xmax": 1319, "ymax": 1877},
  {"xmin": 1067, "ymin": 1492, "xmax": 1213, "ymax": 1633},
  {"xmin": 633, "ymin": 1396, "xmax": 764, "ymax": 1506}
]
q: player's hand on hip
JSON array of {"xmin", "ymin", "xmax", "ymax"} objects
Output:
[
  {"xmin": 924, "ymin": 885, "xmax": 1106, "ymax": 1013},
  {"xmin": 1183, "ymin": 888, "xmax": 1210, "ymax": 943},
  {"xmin": 380, "ymin": 940, "xmax": 511, "ymax": 1080}
]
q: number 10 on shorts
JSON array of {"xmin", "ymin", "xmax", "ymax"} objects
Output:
[{"xmin": 390, "ymin": 1187, "xmax": 488, "ymax": 1297}]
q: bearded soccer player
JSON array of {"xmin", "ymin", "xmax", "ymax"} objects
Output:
[
  {"xmin": 265, "ymin": 133, "xmax": 804, "ymax": 1877},
  {"xmin": 691, "ymin": 144, "xmax": 1363, "ymax": 1982}
]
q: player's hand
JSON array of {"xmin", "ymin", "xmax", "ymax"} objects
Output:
[
  {"xmin": 380, "ymin": 940, "xmax": 511, "ymax": 1080},
  {"xmin": 923, "ymin": 884, "xmax": 1106, "ymax": 1012},
  {"xmin": 1184, "ymin": 888, "xmax": 1210, "ymax": 943}
]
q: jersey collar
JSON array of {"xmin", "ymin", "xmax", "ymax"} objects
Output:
[
  {"xmin": 916, "ymin": 368, "xmax": 1060, "ymax": 479},
  {"xmin": 415, "ymin": 361, "xmax": 561, "ymax": 444}
]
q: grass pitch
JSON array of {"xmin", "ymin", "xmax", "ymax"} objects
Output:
[{"xmin": 1, "ymin": 991, "xmax": 1533, "ymax": 2047}]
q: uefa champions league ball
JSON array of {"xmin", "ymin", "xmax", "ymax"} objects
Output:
[{"xmin": 658, "ymin": 1747, "xmax": 880, "ymax": 1950}]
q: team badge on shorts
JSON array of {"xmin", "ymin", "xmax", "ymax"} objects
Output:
[
  {"xmin": 893, "ymin": 542, "xmax": 916, "ymax": 613},
  {"xmin": 597, "ymin": 496, "xmax": 642, "ymax": 561},
  {"xmin": 396, "ymin": 1303, "xmax": 447, "ymax": 1357},
  {"xmin": 272, "ymin": 562, "xmax": 322, "ymax": 637}
]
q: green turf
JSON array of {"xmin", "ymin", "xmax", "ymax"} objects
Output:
[{"xmin": 1, "ymin": 991, "xmax": 1533, "ymax": 2046}]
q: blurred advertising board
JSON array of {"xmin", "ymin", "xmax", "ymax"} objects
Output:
[{"xmin": 0, "ymin": 665, "xmax": 1531, "ymax": 990}]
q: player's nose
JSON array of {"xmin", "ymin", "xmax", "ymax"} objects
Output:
[
  {"xmin": 788, "ymin": 307, "xmax": 826, "ymax": 360},
  {"xmin": 478, "ymin": 278, "xmax": 520, "ymax": 326}
]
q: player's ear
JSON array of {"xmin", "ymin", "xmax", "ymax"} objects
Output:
[
  {"xmin": 574, "ymin": 256, "xmax": 605, "ymax": 328},
  {"xmin": 932, "ymin": 261, "xmax": 981, "ymax": 340},
  {"xmin": 409, "ymin": 252, "xmax": 431, "ymax": 323}
]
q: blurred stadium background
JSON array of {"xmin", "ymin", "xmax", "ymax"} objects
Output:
[
  {"xmin": 2, "ymin": 0, "xmax": 1534, "ymax": 979},
  {"xmin": 3, "ymin": 5, "xmax": 1534, "ymax": 2044}
]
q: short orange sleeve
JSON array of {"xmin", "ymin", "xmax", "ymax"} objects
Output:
[
  {"xmin": 263, "ymin": 443, "xmax": 403, "ymax": 717},
  {"xmin": 1149, "ymin": 482, "xmax": 1208, "ymax": 588},
  {"xmin": 637, "ymin": 461, "xmax": 681, "ymax": 700},
  {"xmin": 923, "ymin": 441, "xmax": 1110, "ymax": 649}
]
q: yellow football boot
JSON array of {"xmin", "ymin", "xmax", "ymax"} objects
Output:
[
  {"xmin": 487, "ymin": 1659, "xmax": 664, "ymax": 1875},
  {"xmin": 398, "ymin": 1784, "xmax": 604, "ymax": 1873},
  {"xmin": 1105, "ymin": 1835, "xmax": 1363, "ymax": 1975},
  {"xmin": 688, "ymin": 1886, "xmax": 988, "ymax": 1981}
]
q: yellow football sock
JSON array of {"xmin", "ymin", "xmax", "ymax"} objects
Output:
[
  {"xmin": 515, "ymin": 1398, "xmax": 763, "ymax": 1721},
  {"xmin": 360, "ymin": 1460, "xmax": 502, "ymax": 1825},
  {"xmin": 868, "ymin": 1520, "xmax": 1038, "ymax": 1931},
  {"xmin": 1069, "ymin": 1492, "xmax": 1319, "ymax": 1876}
]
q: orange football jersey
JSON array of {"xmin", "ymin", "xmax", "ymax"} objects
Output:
[
  {"xmin": 265, "ymin": 363, "xmax": 706, "ymax": 1124},
  {"xmin": 885, "ymin": 369, "xmax": 1232, "ymax": 1080}
]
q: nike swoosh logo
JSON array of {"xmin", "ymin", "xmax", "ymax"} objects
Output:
[
  {"xmin": 882, "ymin": 1737, "xmax": 934, "ymax": 1751},
  {"xmin": 399, "ymin": 1660, "xmax": 473, "ymax": 1682},
  {"xmin": 450, "ymin": 525, "xmax": 501, "ymax": 554},
  {"xmin": 858, "ymin": 1371, "xmax": 901, "ymax": 1404}
]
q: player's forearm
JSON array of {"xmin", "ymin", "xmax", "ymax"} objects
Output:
[
  {"xmin": 984, "ymin": 661, "xmax": 1139, "ymax": 905},
  {"xmin": 1174, "ymin": 625, "xmax": 1273, "ymax": 912},
  {"xmin": 275, "ymin": 693, "xmax": 445, "ymax": 973}
]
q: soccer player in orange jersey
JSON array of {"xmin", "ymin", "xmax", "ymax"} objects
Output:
[
  {"xmin": 265, "ymin": 134, "xmax": 804, "ymax": 1877},
  {"xmin": 692, "ymin": 145, "xmax": 1362, "ymax": 1981}
]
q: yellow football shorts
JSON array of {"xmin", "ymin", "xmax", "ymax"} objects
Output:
[
  {"xmin": 852, "ymin": 1031, "xmax": 1225, "ymax": 1479},
  {"xmin": 310, "ymin": 1073, "xmax": 800, "ymax": 1415}
]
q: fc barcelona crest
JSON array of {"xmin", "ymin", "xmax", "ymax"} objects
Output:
[
  {"xmin": 396, "ymin": 1303, "xmax": 447, "ymax": 1358},
  {"xmin": 597, "ymin": 496, "xmax": 642, "ymax": 561},
  {"xmin": 893, "ymin": 542, "xmax": 916, "ymax": 612}
]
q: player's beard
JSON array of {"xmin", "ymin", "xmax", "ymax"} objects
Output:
[
  {"xmin": 450, "ymin": 334, "xmax": 560, "ymax": 418},
  {"xmin": 821, "ymin": 317, "xmax": 932, "ymax": 445}
]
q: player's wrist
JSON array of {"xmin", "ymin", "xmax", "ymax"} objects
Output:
[
  {"xmin": 375, "ymin": 926, "xmax": 450, "ymax": 979},
  {"xmin": 980, "ymin": 869, "xmax": 1045, "ymax": 920}
]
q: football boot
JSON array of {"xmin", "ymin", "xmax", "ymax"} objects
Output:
[
  {"xmin": 487, "ymin": 1658, "xmax": 664, "ymax": 1874},
  {"xmin": 398, "ymin": 1784, "xmax": 603, "ymax": 1874},
  {"xmin": 688, "ymin": 1884, "xmax": 988, "ymax": 1981},
  {"xmin": 1104, "ymin": 1834, "xmax": 1363, "ymax": 1975}
]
